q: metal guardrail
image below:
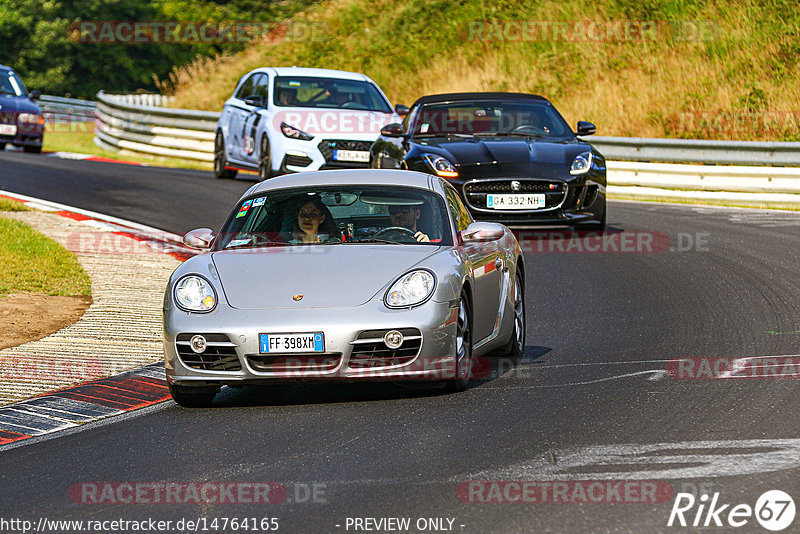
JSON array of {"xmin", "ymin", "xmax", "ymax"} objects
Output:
[
  {"xmin": 39, "ymin": 94, "xmax": 96, "ymax": 123},
  {"xmin": 88, "ymin": 94, "xmax": 800, "ymax": 204},
  {"xmin": 588, "ymin": 136, "xmax": 800, "ymax": 167},
  {"xmin": 93, "ymin": 92, "xmax": 218, "ymax": 162}
]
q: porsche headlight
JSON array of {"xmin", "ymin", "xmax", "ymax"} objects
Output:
[
  {"xmin": 570, "ymin": 151, "xmax": 593, "ymax": 175},
  {"xmin": 280, "ymin": 122, "xmax": 313, "ymax": 141},
  {"xmin": 422, "ymin": 153, "xmax": 458, "ymax": 178},
  {"xmin": 174, "ymin": 275, "xmax": 217, "ymax": 312},
  {"xmin": 385, "ymin": 270, "xmax": 436, "ymax": 308}
]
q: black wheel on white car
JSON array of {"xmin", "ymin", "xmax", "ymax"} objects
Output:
[
  {"xmin": 23, "ymin": 145, "xmax": 42, "ymax": 154},
  {"xmin": 214, "ymin": 131, "xmax": 237, "ymax": 179},
  {"xmin": 446, "ymin": 291, "xmax": 473, "ymax": 392},
  {"xmin": 169, "ymin": 384, "xmax": 219, "ymax": 408},
  {"xmin": 497, "ymin": 267, "xmax": 525, "ymax": 360},
  {"xmin": 258, "ymin": 135, "xmax": 272, "ymax": 182}
]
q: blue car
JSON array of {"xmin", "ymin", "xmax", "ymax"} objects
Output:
[{"xmin": 0, "ymin": 65, "xmax": 44, "ymax": 153}]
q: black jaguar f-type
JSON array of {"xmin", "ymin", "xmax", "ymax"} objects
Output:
[{"xmin": 370, "ymin": 92, "xmax": 606, "ymax": 229}]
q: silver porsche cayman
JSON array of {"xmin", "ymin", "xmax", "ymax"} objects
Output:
[{"xmin": 163, "ymin": 169, "xmax": 525, "ymax": 406}]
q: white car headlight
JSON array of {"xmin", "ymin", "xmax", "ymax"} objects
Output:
[
  {"xmin": 385, "ymin": 269, "xmax": 436, "ymax": 308},
  {"xmin": 280, "ymin": 122, "xmax": 314, "ymax": 141},
  {"xmin": 174, "ymin": 275, "xmax": 217, "ymax": 312},
  {"xmin": 17, "ymin": 113, "xmax": 43, "ymax": 125},
  {"xmin": 422, "ymin": 153, "xmax": 458, "ymax": 178},
  {"xmin": 570, "ymin": 151, "xmax": 593, "ymax": 175}
]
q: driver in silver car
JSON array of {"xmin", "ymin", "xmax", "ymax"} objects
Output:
[{"xmin": 388, "ymin": 204, "xmax": 430, "ymax": 242}]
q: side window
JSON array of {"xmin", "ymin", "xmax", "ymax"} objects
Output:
[
  {"xmin": 445, "ymin": 186, "xmax": 472, "ymax": 232},
  {"xmin": 235, "ymin": 74, "xmax": 259, "ymax": 100},
  {"xmin": 254, "ymin": 75, "xmax": 269, "ymax": 101},
  {"xmin": 401, "ymin": 105, "xmax": 419, "ymax": 134}
]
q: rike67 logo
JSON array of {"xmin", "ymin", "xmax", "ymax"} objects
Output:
[{"xmin": 668, "ymin": 490, "xmax": 796, "ymax": 531}]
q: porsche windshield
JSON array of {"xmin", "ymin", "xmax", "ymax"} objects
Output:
[
  {"xmin": 413, "ymin": 99, "xmax": 572, "ymax": 138},
  {"xmin": 215, "ymin": 185, "xmax": 452, "ymax": 250},
  {"xmin": 273, "ymin": 76, "xmax": 392, "ymax": 112}
]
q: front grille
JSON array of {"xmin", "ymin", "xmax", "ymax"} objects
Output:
[
  {"xmin": 317, "ymin": 139, "xmax": 371, "ymax": 168},
  {"xmin": 247, "ymin": 354, "xmax": 341, "ymax": 372},
  {"xmin": 175, "ymin": 333, "xmax": 241, "ymax": 371},
  {"xmin": 464, "ymin": 179, "xmax": 568, "ymax": 211},
  {"xmin": 284, "ymin": 154, "xmax": 312, "ymax": 167},
  {"xmin": 348, "ymin": 328, "xmax": 422, "ymax": 368}
]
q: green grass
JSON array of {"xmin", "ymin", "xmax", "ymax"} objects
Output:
[
  {"xmin": 0, "ymin": 217, "xmax": 92, "ymax": 296},
  {"xmin": 44, "ymin": 130, "xmax": 213, "ymax": 171},
  {"xmin": 0, "ymin": 199, "xmax": 30, "ymax": 212}
]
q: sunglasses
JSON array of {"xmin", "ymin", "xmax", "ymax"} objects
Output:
[
  {"xmin": 298, "ymin": 210, "xmax": 322, "ymax": 219},
  {"xmin": 389, "ymin": 207, "xmax": 415, "ymax": 215}
]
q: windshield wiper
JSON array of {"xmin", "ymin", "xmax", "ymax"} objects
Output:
[
  {"xmin": 475, "ymin": 131, "xmax": 547, "ymax": 138},
  {"xmin": 350, "ymin": 238, "xmax": 405, "ymax": 245},
  {"xmin": 225, "ymin": 240, "xmax": 285, "ymax": 249},
  {"xmin": 413, "ymin": 132, "xmax": 474, "ymax": 139}
]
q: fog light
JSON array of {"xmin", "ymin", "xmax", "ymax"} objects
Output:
[
  {"xmin": 384, "ymin": 330, "xmax": 404, "ymax": 349},
  {"xmin": 190, "ymin": 335, "xmax": 207, "ymax": 353}
]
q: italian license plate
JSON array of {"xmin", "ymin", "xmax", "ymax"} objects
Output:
[
  {"xmin": 487, "ymin": 193, "xmax": 546, "ymax": 210},
  {"xmin": 259, "ymin": 332, "xmax": 324, "ymax": 353},
  {"xmin": 333, "ymin": 149, "xmax": 369, "ymax": 162},
  {"xmin": 0, "ymin": 124, "xmax": 17, "ymax": 136}
]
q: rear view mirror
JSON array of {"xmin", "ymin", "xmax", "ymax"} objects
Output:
[
  {"xmin": 28, "ymin": 90, "xmax": 41, "ymax": 100},
  {"xmin": 576, "ymin": 121, "xmax": 596, "ymax": 136},
  {"xmin": 394, "ymin": 104, "xmax": 410, "ymax": 116},
  {"xmin": 461, "ymin": 222, "xmax": 505, "ymax": 242},
  {"xmin": 380, "ymin": 123, "xmax": 405, "ymax": 137},
  {"xmin": 244, "ymin": 95, "xmax": 265, "ymax": 108},
  {"xmin": 183, "ymin": 228, "xmax": 215, "ymax": 249}
]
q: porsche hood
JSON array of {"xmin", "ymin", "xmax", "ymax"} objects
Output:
[{"xmin": 211, "ymin": 245, "xmax": 440, "ymax": 309}]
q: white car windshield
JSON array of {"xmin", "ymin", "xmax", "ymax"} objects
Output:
[
  {"xmin": 215, "ymin": 185, "xmax": 452, "ymax": 250},
  {"xmin": 273, "ymin": 76, "xmax": 392, "ymax": 112}
]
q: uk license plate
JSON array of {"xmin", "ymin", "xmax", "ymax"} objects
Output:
[
  {"xmin": 333, "ymin": 149, "xmax": 369, "ymax": 162},
  {"xmin": 487, "ymin": 193, "xmax": 546, "ymax": 209},
  {"xmin": 259, "ymin": 332, "xmax": 324, "ymax": 353},
  {"xmin": 0, "ymin": 124, "xmax": 17, "ymax": 136}
]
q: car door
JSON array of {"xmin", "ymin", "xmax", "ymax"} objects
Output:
[
  {"xmin": 228, "ymin": 73, "xmax": 262, "ymax": 163},
  {"xmin": 446, "ymin": 185, "xmax": 504, "ymax": 342},
  {"xmin": 240, "ymin": 74, "xmax": 271, "ymax": 165}
]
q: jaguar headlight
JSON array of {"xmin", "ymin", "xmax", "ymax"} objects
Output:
[
  {"xmin": 570, "ymin": 151, "xmax": 593, "ymax": 175},
  {"xmin": 174, "ymin": 275, "xmax": 217, "ymax": 312},
  {"xmin": 422, "ymin": 153, "xmax": 458, "ymax": 178},
  {"xmin": 385, "ymin": 269, "xmax": 436, "ymax": 308}
]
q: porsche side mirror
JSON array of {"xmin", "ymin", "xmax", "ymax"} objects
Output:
[
  {"xmin": 244, "ymin": 95, "xmax": 265, "ymax": 108},
  {"xmin": 28, "ymin": 90, "xmax": 41, "ymax": 100},
  {"xmin": 461, "ymin": 222, "xmax": 505, "ymax": 242},
  {"xmin": 380, "ymin": 123, "xmax": 405, "ymax": 137},
  {"xmin": 576, "ymin": 121, "xmax": 596, "ymax": 136},
  {"xmin": 394, "ymin": 104, "xmax": 410, "ymax": 117},
  {"xmin": 183, "ymin": 228, "xmax": 215, "ymax": 249}
]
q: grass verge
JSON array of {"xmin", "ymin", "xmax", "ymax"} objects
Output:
[
  {"xmin": 608, "ymin": 194, "xmax": 800, "ymax": 212},
  {"xmin": 0, "ymin": 214, "xmax": 92, "ymax": 297},
  {"xmin": 0, "ymin": 198, "xmax": 30, "ymax": 212}
]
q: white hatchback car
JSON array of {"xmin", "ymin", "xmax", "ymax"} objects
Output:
[{"xmin": 214, "ymin": 67, "xmax": 404, "ymax": 181}]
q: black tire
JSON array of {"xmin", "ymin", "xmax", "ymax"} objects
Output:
[
  {"xmin": 446, "ymin": 291, "xmax": 473, "ymax": 392},
  {"xmin": 23, "ymin": 145, "xmax": 42, "ymax": 154},
  {"xmin": 0, "ymin": 143, "xmax": 6, "ymax": 151},
  {"xmin": 214, "ymin": 131, "xmax": 237, "ymax": 179},
  {"xmin": 169, "ymin": 384, "xmax": 219, "ymax": 408},
  {"xmin": 258, "ymin": 135, "xmax": 272, "ymax": 182},
  {"xmin": 581, "ymin": 202, "xmax": 606, "ymax": 232},
  {"xmin": 496, "ymin": 267, "xmax": 525, "ymax": 360}
]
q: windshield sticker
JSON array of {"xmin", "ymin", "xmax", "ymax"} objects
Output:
[
  {"xmin": 226, "ymin": 238, "xmax": 252, "ymax": 248},
  {"xmin": 288, "ymin": 81, "xmax": 301, "ymax": 87},
  {"xmin": 420, "ymin": 123, "xmax": 429, "ymax": 133},
  {"xmin": 236, "ymin": 199, "xmax": 253, "ymax": 218},
  {"xmin": 252, "ymin": 197, "xmax": 266, "ymax": 207}
]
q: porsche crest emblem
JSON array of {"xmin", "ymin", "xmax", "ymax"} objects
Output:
[{"xmin": 293, "ymin": 294, "xmax": 304, "ymax": 301}]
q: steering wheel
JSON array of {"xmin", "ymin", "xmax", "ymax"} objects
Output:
[
  {"xmin": 512, "ymin": 124, "xmax": 548, "ymax": 135},
  {"xmin": 373, "ymin": 226, "xmax": 418, "ymax": 241}
]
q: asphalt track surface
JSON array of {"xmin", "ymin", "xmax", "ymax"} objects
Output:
[{"xmin": 2, "ymin": 150, "xmax": 800, "ymax": 533}]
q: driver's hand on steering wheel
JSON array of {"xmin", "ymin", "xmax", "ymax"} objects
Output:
[{"xmin": 414, "ymin": 231, "xmax": 430, "ymax": 242}]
